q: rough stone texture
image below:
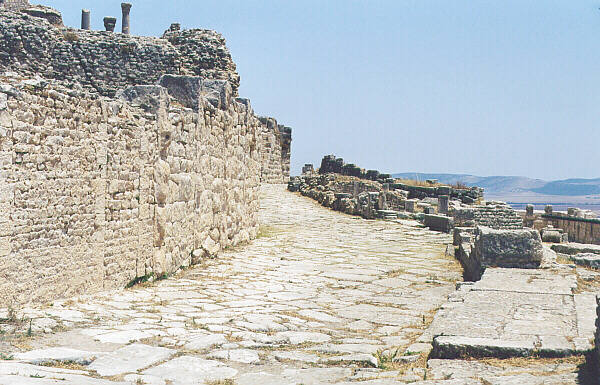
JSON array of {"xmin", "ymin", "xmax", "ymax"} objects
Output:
[
  {"xmin": 0, "ymin": 186, "xmax": 592, "ymax": 384},
  {"xmin": 0, "ymin": 11, "xmax": 239, "ymax": 97},
  {"xmin": 522, "ymin": 209, "xmax": 600, "ymax": 245},
  {"xmin": 257, "ymin": 116, "xmax": 292, "ymax": 183},
  {"xmin": 597, "ymin": 294, "xmax": 600, "ymax": 373},
  {"xmin": 453, "ymin": 202, "xmax": 523, "ymax": 230},
  {"xmin": 317, "ymin": 155, "xmax": 483, "ymax": 204},
  {"xmin": 424, "ymin": 214, "xmax": 454, "ymax": 233},
  {"xmin": 88, "ymin": 344, "xmax": 175, "ymax": 376},
  {"xmin": 0, "ymin": 74, "xmax": 264, "ymax": 307},
  {"xmin": 425, "ymin": 268, "xmax": 596, "ymax": 359},
  {"xmin": 0, "ymin": 0, "xmax": 29, "ymax": 11},
  {"xmin": 473, "ymin": 226, "xmax": 543, "ymax": 268},
  {"xmin": 456, "ymin": 227, "xmax": 545, "ymax": 281},
  {"xmin": 551, "ymin": 242, "xmax": 600, "ymax": 256},
  {"xmin": 289, "ymin": 174, "xmax": 411, "ymax": 220},
  {"xmin": 570, "ymin": 253, "xmax": 600, "ymax": 270},
  {"xmin": 0, "ymin": 185, "xmax": 466, "ymax": 384},
  {"xmin": 426, "ymin": 359, "xmax": 580, "ymax": 385}
]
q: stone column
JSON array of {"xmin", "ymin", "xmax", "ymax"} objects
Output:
[
  {"xmin": 103, "ymin": 17, "xmax": 117, "ymax": 32},
  {"xmin": 526, "ymin": 204, "xmax": 534, "ymax": 216},
  {"xmin": 438, "ymin": 195, "xmax": 449, "ymax": 215},
  {"xmin": 121, "ymin": 3, "xmax": 132, "ymax": 34},
  {"xmin": 81, "ymin": 9, "xmax": 90, "ymax": 30}
]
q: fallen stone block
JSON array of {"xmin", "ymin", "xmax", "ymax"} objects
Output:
[
  {"xmin": 424, "ymin": 214, "xmax": 454, "ymax": 233},
  {"xmin": 453, "ymin": 227, "xmax": 475, "ymax": 246},
  {"xmin": 570, "ymin": 253, "xmax": 600, "ymax": 270},
  {"xmin": 473, "ymin": 226, "xmax": 544, "ymax": 269},
  {"xmin": 551, "ymin": 242, "xmax": 600, "ymax": 256},
  {"xmin": 432, "ymin": 336, "xmax": 536, "ymax": 359}
]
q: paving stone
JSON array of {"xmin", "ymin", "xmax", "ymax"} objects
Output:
[
  {"xmin": 313, "ymin": 343, "xmax": 383, "ymax": 354},
  {"xmin": 208, "ymin": 349, "xmax": 260, "ymax": 364},
  {"xmin": 275, "ymin": 331, "xmax": 332, "ymax": 344},
  {"xmin": 88, "ymin": 343, "xmax": 175, "ymax": 376},
  {"xmin": 14, "ymin": 347, "xmax": 99, "ymax": 365},
  {"xmin": 143, "ymin": 356, "xmax": 237, "ymax": 383},
  {"xmin": 281, "ymin": 368, "xmax": 353, "ymax": 384},
  {"xmin": 426, "ymin": 268, "xmax": 596, "ymax": 359},
  {"xmin": 236, "ymin": 372, "xmax": 296, "ymax": 385},
  {"xmin": 0, "ymin": 362, "xmax": 129, "ymax": 384},
  {"xmin": 92, "ymin": 329, "xmax": 156, "ymax": 344},
  {"xmin": 273, "ymin": 351, "xmax": 320, "ymax": 363},
  {"xmin": 183, "ymin": 333, "xmax": 227, "ymax": 350},
  {"xmin": 426, "ymin": 359, "xmax": 579, "ymax": 384},
  {"xmin": 320, "ymin": 353, "xmax": 378, "ymax": 367}
]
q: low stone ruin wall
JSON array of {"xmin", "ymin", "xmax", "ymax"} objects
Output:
[
  {"xmin": 316, "ymin": 155, "xmax": 483, "ymax": 204},
  {"xmin": 0, "ymin": 10, "xmax": 239, "ymax": 97},
  {"xmin": 0, "ymin": 74, "xmax": 270, "ymax": 307},
  {"xmin": 288, "ymin": 174, "xmax": 410, "ymax": 220},
  {"xmin": 454, "ymin": 203, "xmax": 523, "ymax": 230},
  {"xmin": 522, "ymin": 209, "xmax": 600, "ymax": 245},
  {"xmin": 318, "ymin": 155, "xmax": 393, "ymax": 183}
]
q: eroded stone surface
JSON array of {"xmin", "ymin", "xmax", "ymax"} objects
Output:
[
  {"xmin": 0, "ymin": 186, "xmax": 592, "ymax": 384},
  {"xmin": 426, "ymin": 268, "xmax": 597, "ymax": 359}
]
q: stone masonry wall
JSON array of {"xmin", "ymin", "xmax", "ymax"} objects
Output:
[
  {"xmin": 453, "ymin": 203, "xmax": 523, "ymax": 230},
  {"xmin": 522, "ymin": 210, "xmax": 600, "ymax": 245},
  {"xmin": 0, "ymin": 0, "xmax": 29, "ymax": 11},
  {"xmin": 0, "ymin": 11, "xmax": 239, "ymax": 97},
  {"xmin": 257, "ymin": 117, "xmax": 291, "ymax": 183},
  {"xmin": 0, "ymin": 74, "xmax": 261, "ymax": 307}
]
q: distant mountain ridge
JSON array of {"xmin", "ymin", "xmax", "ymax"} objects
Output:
[{"xmin": 392, "ymin": 173, "xmax": 600, "ymax": 196}]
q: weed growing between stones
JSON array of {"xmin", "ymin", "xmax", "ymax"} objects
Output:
[
  {"xmin": 126, "ymin": 272, "xmax": 170, "ymax": 289},
  {"xmin": 373, "ymin": 348, "xmax": 401, "ymax": 369},
  {"xmin": 257, "ymin": 225, "xmax": 278, "ymax": 239},
  {"xmin": 205, "ymin": 380, "xmax": 236, "ymax": 385},
  {"xmin": 0, "ymin": 352, "xmax": 14, "ymax": 360}
]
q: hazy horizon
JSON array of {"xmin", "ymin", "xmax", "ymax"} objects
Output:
[{"xmin": 39, "ymin": 0, "xmax": 600, "ymax": 180}]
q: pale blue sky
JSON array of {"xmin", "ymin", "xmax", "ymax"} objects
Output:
[{"xmin": 40, "ymin": 0, "xmax": 600, "ymax": 180}]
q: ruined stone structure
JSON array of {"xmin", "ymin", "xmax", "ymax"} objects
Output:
[
  {"xmin": 521, "ymin": 207, "xmax": 600, "ymax": 245},
  {"xmin": 0, "ymin": 0, "xmax": 29, "ymax": 11},
  {"xmin": 257, "ymin": 117, "xmax": 291, "ymax": 183},
  {"xmin": 453, "ymin": 202, "xmax": 523, "ymax": 230},
  {"xmin": 0, "ymin": 7, "xmax": 291, "ymax": 307},
  {"xmin": 0, "ymin": 11, "xmax": 238, "ymax": 97}
]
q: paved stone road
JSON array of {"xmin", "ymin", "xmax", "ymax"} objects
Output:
[{"xmin": 0, "ymin": 185, "xmax": 594, "ymax": 384}]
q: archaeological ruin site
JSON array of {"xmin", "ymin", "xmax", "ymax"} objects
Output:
[{"xmin": 0, "ymin": 1, "xmax": 598, "ymax": 384}]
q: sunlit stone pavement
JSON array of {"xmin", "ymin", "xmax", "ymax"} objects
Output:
[{"xmin": 0, "ymin": 185, "xmax": 588, "ymax": 384}]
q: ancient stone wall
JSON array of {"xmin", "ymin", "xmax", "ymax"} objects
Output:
[
  {"xmin": 317, "ymin": 155, "xmax": 483, "ymax": 204},
  {"xmin": 0, "ymin": 11, "xmax": 238, "ymax": 97},
  {"xmin": 257, "ymin": 117, "xmax": 291, "ymax": 183},
  {"xmin": 0, "ymin": 0, "xmax": 29, "ymax": 11},
  {"xmin": 0, "ymin": 74, "xmax": 261, "ymax": 307},
  {"xmin": 522, "ymin": 210, "xmax": 600, "ymax": 245},
  {"xmin": 453, "ymin": 203, "xmax": 523, "ymax": 230}
]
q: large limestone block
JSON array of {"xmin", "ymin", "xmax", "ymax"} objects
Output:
[{"xmin": 473, "ymin": 226, "xmax": 543, "ymax": 269}]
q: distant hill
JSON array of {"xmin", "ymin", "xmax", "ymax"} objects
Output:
[{"xmin": 392, "ymin": 173, "xmax": 600, "ymax": 196}]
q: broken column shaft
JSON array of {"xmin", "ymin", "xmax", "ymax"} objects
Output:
[
  {"xmin": 81, "ymin": 9, "xmax": 90, "ymax": 30},
  {"xmin": 103, "ymin": 17, "xmax": 117, "ymax": 32},
  {"xmin": 121, "ymin": 3, "xmax": 132, "ymax": 34}
]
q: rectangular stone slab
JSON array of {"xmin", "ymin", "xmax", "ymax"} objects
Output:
[{"xmin": 427, "ymin": 268, "xmax": 596, "ymax": 359}]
